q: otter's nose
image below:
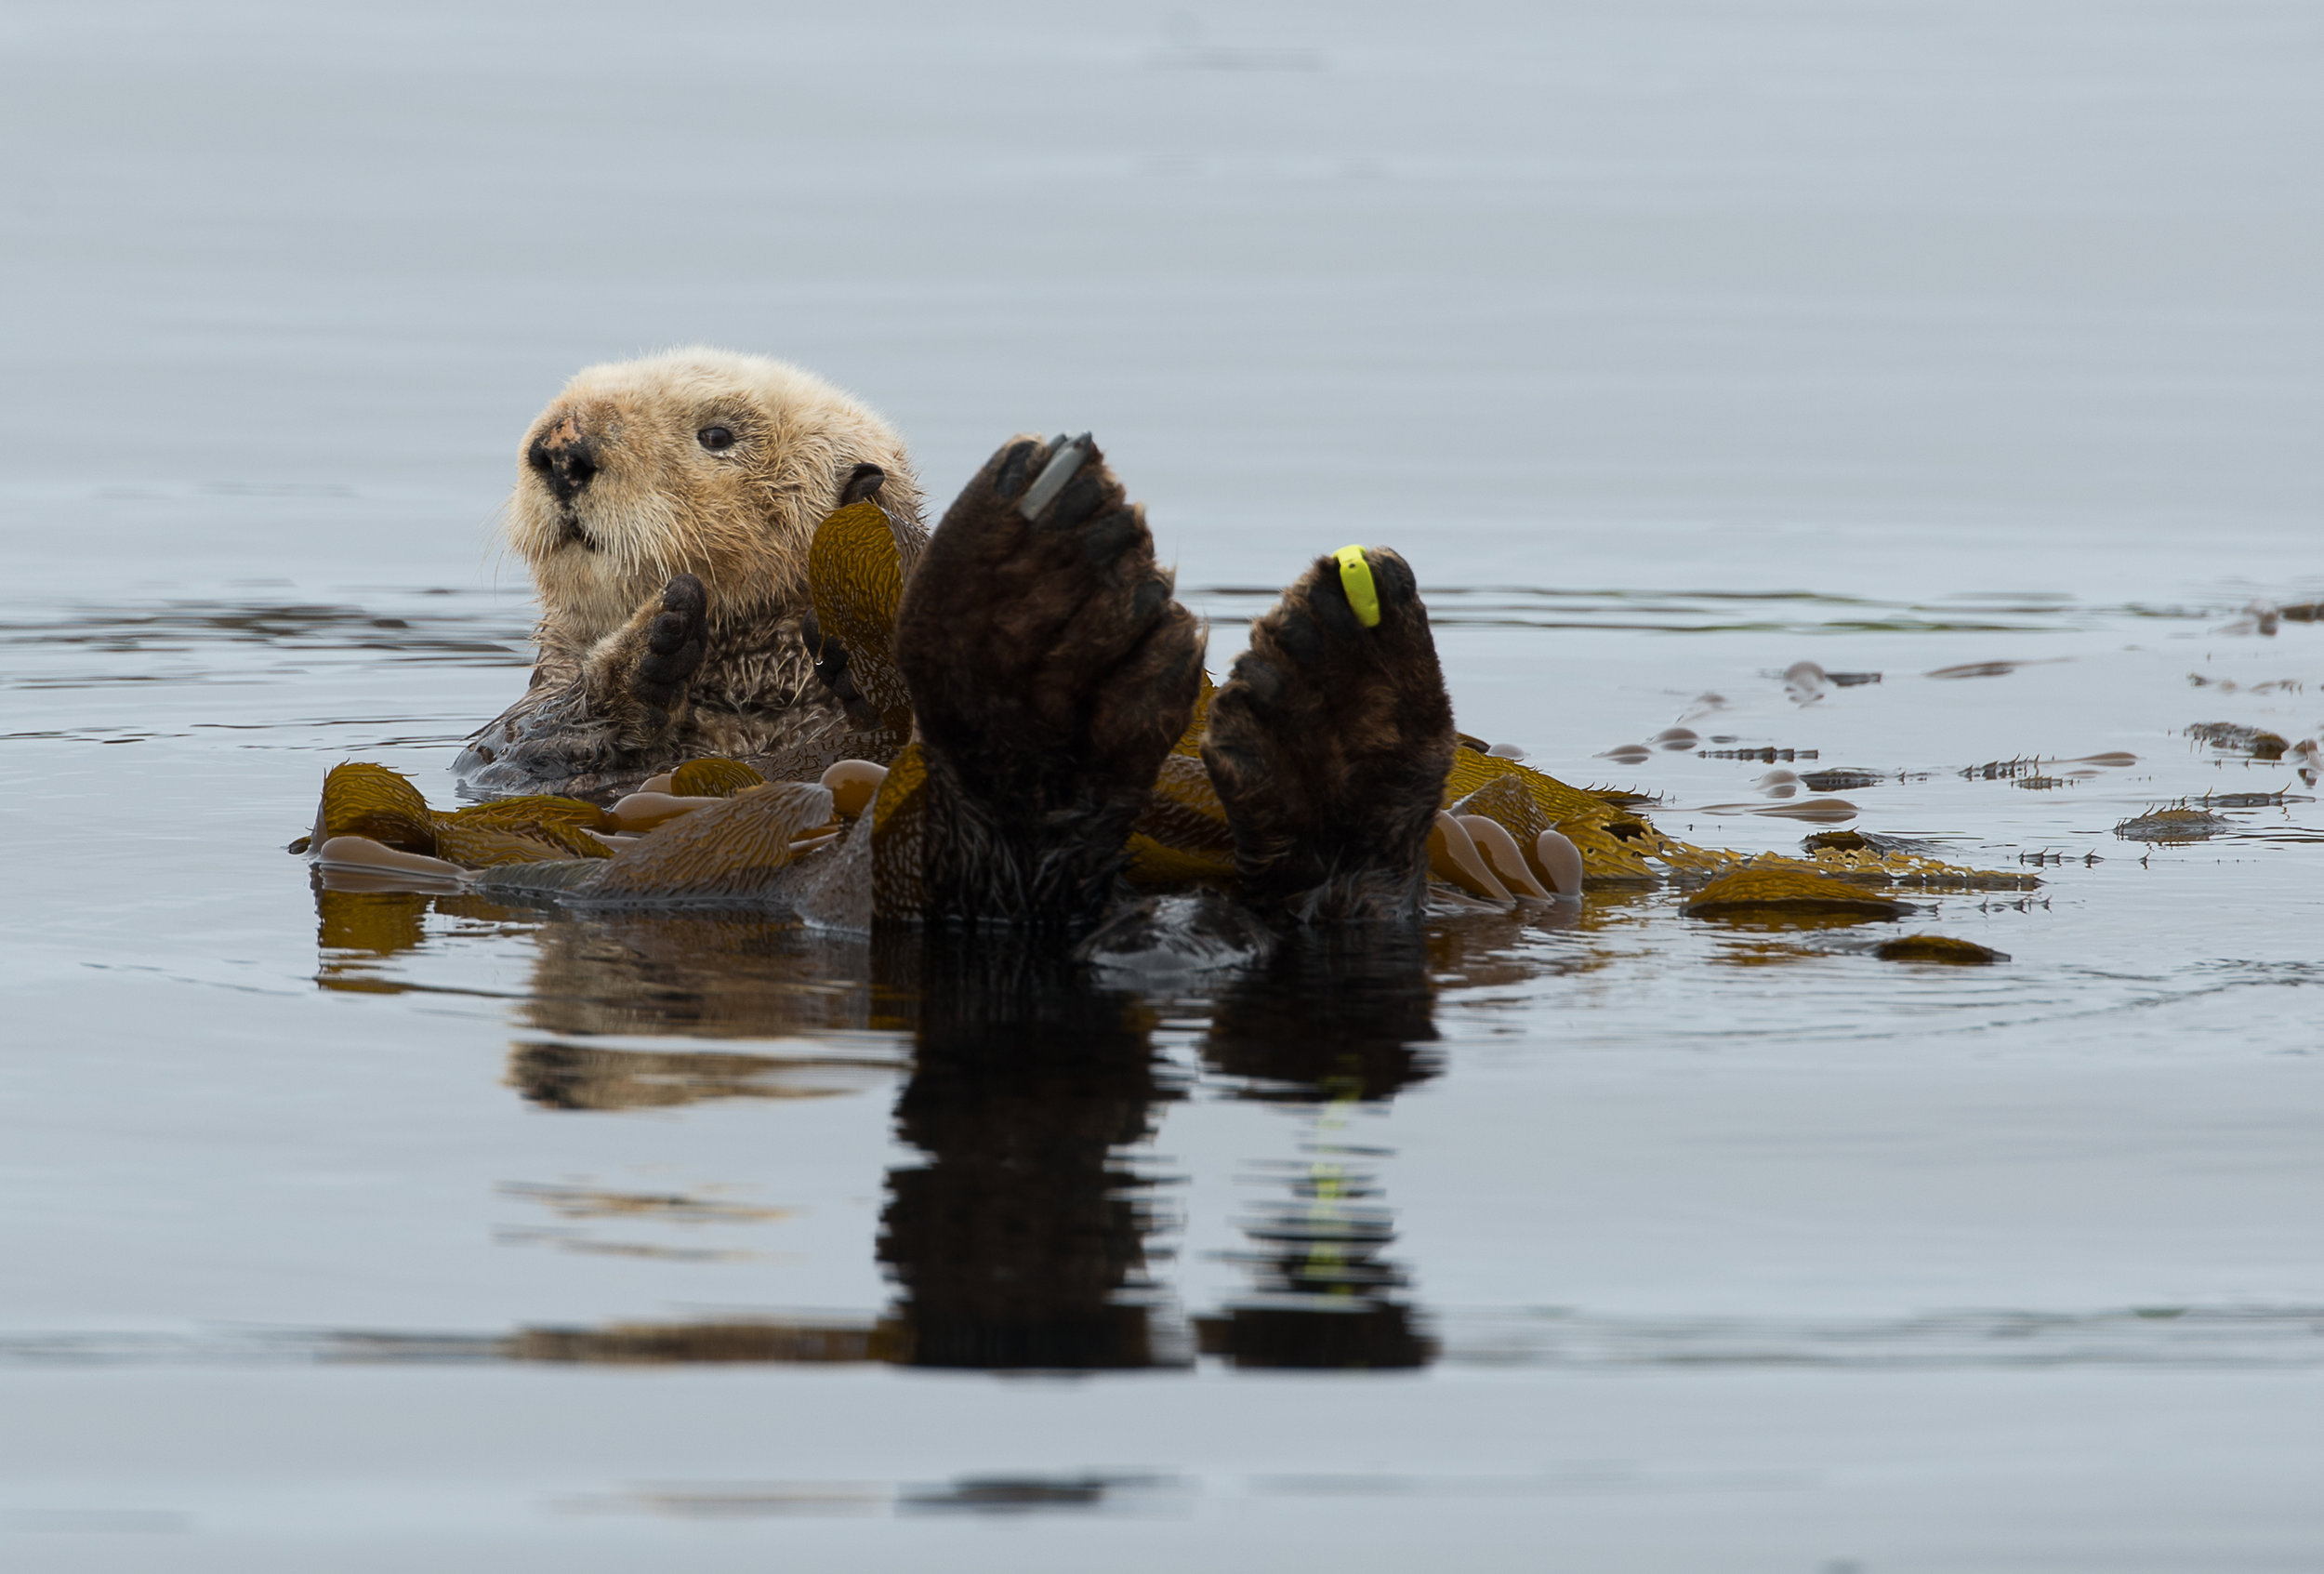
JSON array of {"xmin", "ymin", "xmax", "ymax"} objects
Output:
[{"xmin": 527, "ymin": 421, "xmax": 600, "ymax": 504}]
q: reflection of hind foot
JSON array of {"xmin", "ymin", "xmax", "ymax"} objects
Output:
[
  {"xmin": 1202, "ymin": 548, "xmax": 1455, "ymax": 923},
  {"xmin": 894, "ymin": 435, "xmax": 1204, "ymax": 928}
]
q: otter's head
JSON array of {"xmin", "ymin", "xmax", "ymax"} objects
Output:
[{"xmin": 508, "ymin": 348, "xmax": 920, "ymax": 642}]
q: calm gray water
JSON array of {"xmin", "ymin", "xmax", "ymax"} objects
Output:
[{"xmin": 5, "ymin": 3, "xmax": 2323, "ymax": 1568}]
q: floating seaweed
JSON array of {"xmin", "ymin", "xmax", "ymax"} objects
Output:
[
  {"xmin": 1750, "ymin": 797, "xmax": 1860, "ymax": 823},
  {"xmin": 2192, "ymin": 788, "xmax": 2314, "ymax": 809},
  {"xmin": 293, "ymin": 762, "xmax": 616, "ymax": 867},
  {"xmin": 2184, "ymin": 722, "xmax": 2289, "ymax": 760},
  {"xmin": 1964, "ymin": 756, "xmax": 2041, "ymax": 781},
  {"xmin": 1684, "ymin": 863, "xmax": 1916, "ymax": 922},
  {"xmin": 1874, "ymin": 934, "xmax": 2007, "ymax": 965},
  {"xmin": 1928, "ymin": 660, "xmax": 2030, "ymax": 680},
  {"xmin": 1776, "ymin": 661, "xmax": 1883, "ymax": 705},
  {"xmin": 2217, "ymin": 601, "xmax": 2282, "ymax": 637},
  {"xmin": 668, "ymin": 757, "xmax": 772, "ymax": 798},
  {"xmin": 2188, "ymin": 675, "xmax": 2305, "ymax": 694},
  {"xmin": 1802, "ymin": 829, "xmax": 1913, "ymax": 855},
  {"xmin": 1583, "ymin": 786, "xmax": 1664, "ymax": 807},
  {"xmin": 1963, "ymin": 751, "xmax": 2136, "ymax": 781},
  {"xmin": 2114, "ymin": 807, "xmax": 2233, "ymax": 842},
  {"xmin": 299, "ymin": 740, "xmax": 2037, "ymax": 916}
]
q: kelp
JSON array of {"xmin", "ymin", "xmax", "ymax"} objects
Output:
[
  {"xmin": 1684, "ymin": 864, "xmax": 1915, "ymax": 921},
  {"xmin": 1874, "ymin": 933, "xmax": 2007, "ymax": 964},
  {"xmin": 668, "ymin": 757, "xmax": 770, "ymax": 799},
  {"xmin": 2115, "ymin": 806, "xmax": 2232, "ymax": 842},
  {"xmin": 301, "ymin": 734, "xmax": 2031, "ymax": 910},
  {"xmin": 304, "ymin": 732, "xmax": 2031, "ymax": 906},
  {"xmin": 585, "ymin": 784, "xmax": 838, "ymax": 902},
  {"xmin": 807, "ymin": 500, "xmax": 915, "ymax": 734},
  {"xmin": 1127, "ymin": 753, "xmax": 1236, "ymax": 887},
  {"xmin": 2184, "ymin": 722, "xmax": 2290, "ymax": 761},
  {"xmin": 304, "ymin": 763, "xmax": 614, "ymax": 866},
  {"xmin": 1433, "ymin": 747, "xmax": 2029, "ymax": 894}
]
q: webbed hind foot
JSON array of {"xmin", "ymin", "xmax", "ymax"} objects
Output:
[
  {"xmin": 1202, "ymin": 546, "xmax": 1455, "ymax": 923},
  {"xmin": 893, "ymin": 434, "xmax": 1205, "ymax": 927}
]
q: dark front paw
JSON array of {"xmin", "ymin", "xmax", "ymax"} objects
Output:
[
  {"xmin": 1201, "ymin": 546, "xmax": 1455, "ymax": 922},
  {"xmin": 581, "ymin": 573, "xmax": 709, "ymax": 757},
  {"xmin": 894, "ymin": 434, "xmax": 1204, "ymax": 925},
  {"xmin": 634, "ymin": 573, "xmax": 707, "ymax": 705},
  {"xmin": 799, "ymin": 608, "xmax": 886, "ymax": 731}
]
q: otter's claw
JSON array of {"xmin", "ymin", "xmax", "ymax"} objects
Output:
[{"xmin": 1017, "ymin": 432, "xmax": 1091, "ymax": 520}]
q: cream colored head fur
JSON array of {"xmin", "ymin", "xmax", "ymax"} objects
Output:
[{"xmin": 508, "ymin": 348, "xmax": 920, "ymax": 645}]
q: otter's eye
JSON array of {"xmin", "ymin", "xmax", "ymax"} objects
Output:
[{"xmin": 697, "ymin": 426, "xmax": 736, "ymax": 453}]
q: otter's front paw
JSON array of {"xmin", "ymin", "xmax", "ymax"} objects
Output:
[
  {"xmin": 634, "ymin": 574, "xmax": 708, "ymax": 702},
  {"xmin": 585, "ymin": 573, "xmax": 708, "ymax": 753},
  {"xmin": 894, "ymin": 434, "xmax": 1204, "ymax": 926},
  {"xmin": 1202, "ymin": 547, "xmax": 1455, "ymax": 923}
]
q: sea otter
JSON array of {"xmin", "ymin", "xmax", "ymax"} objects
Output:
[
  {"xmin": 457, "ymin": 348, "xmax": 925, "ymax": 796},
  {"xmin": 318, "ymin": 363, "xmax": 1999, "ymax": 937},
  {"xmin": 443, "ymin": 351, "xmax": 1477, "ymax": 927},
  {"xmin": 317, "ymin": 427, "xmax": 1481, "ymax": 935}
]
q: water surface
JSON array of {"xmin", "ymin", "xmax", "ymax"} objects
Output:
[{"xmin": 4, "ymin": 3, "xmax": 2322, "ymax": 1568}]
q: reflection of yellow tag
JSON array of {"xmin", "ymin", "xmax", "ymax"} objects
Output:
[{"xmin": 1334, "ymin": 545, "xmax": 1380, "ymax": 628}]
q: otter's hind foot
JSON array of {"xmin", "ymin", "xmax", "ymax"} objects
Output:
[
  {"xmin": 1202, "ymin": 547, "xmax": 1455, "ymax": 923},
  {"xmin": 894, "ymin": 434, "xmax": 1204, "ymax": 928}
]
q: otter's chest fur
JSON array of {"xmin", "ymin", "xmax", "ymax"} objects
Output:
[{"xmin": 457, "ymin": 609, "xmax": 865, "ymax": 800}]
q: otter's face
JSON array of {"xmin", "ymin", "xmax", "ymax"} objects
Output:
[{"xmin": 506, "ymin": 351, "xmax": 905, "ymax": 643}]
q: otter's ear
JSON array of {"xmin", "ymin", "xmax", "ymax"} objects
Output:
[{"xmin": 838, "ymin": 463, "xmax": 886, "ymax": 508}]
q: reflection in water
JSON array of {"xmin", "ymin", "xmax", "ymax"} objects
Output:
[
  {"xmin": 507, "ymin": 1040, "xmax": 894, "ymax": 1111},
  {"xmin": 22, "ymin": 1303, "xmax": 2321, "ymax": 1371},
  {"xmin": 881, "ymin": 937, "xmax": 1184, "ymax": 1370},
  {"xmin": 520, "ymin": 913, "xmax": 908, "ymax": 1041},
  {"xmin": 1198, "ymin": 937, "xmax": 1441, "ymax": 1369},
  {"xmin": 312, "ymin": 881, "xmax": 534, "ymax": 994},
  {"xmin": 561, "ymin": 1470, "xmax": 1192, "ymax": 1520},
  {"xmin": 495, "ymin": 1183, "xmax": 797, "ymax": 1260},
  {"xmin": 514, "ymin": 1319, "xmax": 893, "ymax": 1364},
  {"xmin": 315, "ymin": 885, "xmax": 432, "ymax": 958},
  {"xmin": 308, "ymin": 878, "xmax": 1450, "ymax": 1371}
]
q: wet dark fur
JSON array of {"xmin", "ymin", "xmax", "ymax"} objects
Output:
[
  {"xmin": 1201, "ymin": 548, "xmax": 1455, "ymax": 922},
  {"xmin": 894, "ymin": 436, "xmax": 1454, "ymax": 932},
  {"xmin": 894, "ymin": 436, "xmax": 1205, "ymax": 929},
  {"xmin": 459, "ymin": 607, "xmax": 865, "ymax": 798}
]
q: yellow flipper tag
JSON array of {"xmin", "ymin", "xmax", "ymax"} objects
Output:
[{"xmin": 1334, "ymin": 544, "xmax": 1381, "ymax": 628}]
